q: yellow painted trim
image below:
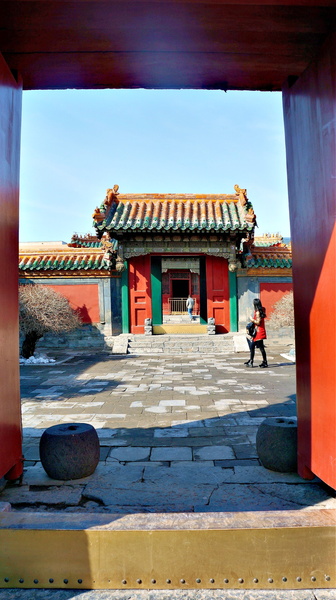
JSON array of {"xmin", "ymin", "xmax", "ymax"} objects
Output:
[
  {"xmin": 237, "ymin": 268, "xmax": 292, "ymax": 277},
  {"xmin": 153, "ymin": 325, "xmax": 208, "ymax": 334},
  {"xmin": 247, "ymin": 268, "xmax": 292, "ymax": 276}
]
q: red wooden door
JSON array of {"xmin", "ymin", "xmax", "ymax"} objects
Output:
[
  {"xmin": 206, "ymin": 256, "xmax": 230, "ymax": 333},
  {"xmin": 128, "ymin": 255, "xmax": 151, "ymax": 334}
]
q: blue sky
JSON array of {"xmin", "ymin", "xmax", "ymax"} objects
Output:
[{"xmin": 19, "ymin": 89, "xmax": 290, "ymax": 242}]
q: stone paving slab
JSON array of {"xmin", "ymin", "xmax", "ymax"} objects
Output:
[
  {"xmin": 206, "ymin": 482, "xmax": 335, "ymax": 512},
  {"xmin": 194, "ymin": 446, "xmax": 235, "ymax": 460},
  {"xmin": 1, "ymin": 484, "xmax": 84, "ymax": 507},
  {"xmin": 108, "ymin": 447, "xmax": 151, "ymax": 462},
  {"xmin": 151, "ymin": 447, "xmax": 193, "ymax": 461},
  {"xmin": 4, "ymin": 462, "xmax": 333, "ymax": 514}
]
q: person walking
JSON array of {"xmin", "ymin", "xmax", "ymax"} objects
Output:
[
  {"xmin": 186, "ymin": 294, "xmax": 195, "ymax": 321},
  {"xmin": 245, "ymin": 298, "xmax": 268, "ymax": 368}
]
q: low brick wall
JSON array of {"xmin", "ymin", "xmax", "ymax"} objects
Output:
[{"xmin": 19, "ymin": 323, "xmax": 114, "ymax": 353}]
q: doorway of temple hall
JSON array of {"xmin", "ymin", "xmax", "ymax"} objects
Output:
[
  {"xmin": 162, "ymin": 257, "xmax": 200, "ymax": 324},
  {"xmin": 127, "ymin": 253, "xmax": 230, "ymax": 333}
]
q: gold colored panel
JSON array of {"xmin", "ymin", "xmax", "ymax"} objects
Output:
[
  {"xmin": 0, "ymin": 525, "xmax": 335, "ymax": 589},
  {"xmin": 153, "ymin": 325, "xmax": 208, "ymax": 334}
]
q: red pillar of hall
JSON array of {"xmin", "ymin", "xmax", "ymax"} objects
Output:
[
  {"xmin": 282, "ymin": 33, "xmax": 336, "ymax": 489},
  {"xmin": 0, "ymin": 54, "xmax": 23, "ymax": 481}
]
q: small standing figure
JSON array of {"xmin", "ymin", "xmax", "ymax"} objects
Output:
[
  {"xmin": 186, "ymin": 295, "xmax": 195, "ymax": 321},
  {"xmin": 245, "ymin": 298, "xmax": 268, "ymax": 368}
]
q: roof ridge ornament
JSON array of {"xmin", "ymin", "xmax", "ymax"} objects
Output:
[
  {"xmin": 234, "ymin": 184, "xmax": 248, "ymax": 206},
  {"xmin": 92, "ymin": 185, "xmax": 119, "ymax": 224},
  {"xmin": 106, "ymin": 185, "xmax": 119, "ymax": 207},
  {"xmin": 233, "ymin": 184, "xmax": 257, "ymax": 227}
]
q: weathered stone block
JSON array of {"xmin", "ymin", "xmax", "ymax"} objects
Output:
[
  {"xmin": 40, "ymin": 423, "xmax": 100, "ymax": 480},
  {"xmin": 256, "ymin": 417, "xmax": 297, "ymax": 473}
]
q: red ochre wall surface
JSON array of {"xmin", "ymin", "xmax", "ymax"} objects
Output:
[
  {"xmin": 283, "ymin": 33, "xmax": 336, "ymax": 489},
  {"xmin": 0, "ymin": 55, "xmax": 23, "ymax": 480},
  {"xmin": 206, "ymin": 256, "xmax": 230, "ymax": 333},
  {"xmin": 260, "ymin": 282, "xmax": 293, "ymax": 318},
  {"xmin": 46, "ymin": 284, "xmax": 100, "ymax": 324}
]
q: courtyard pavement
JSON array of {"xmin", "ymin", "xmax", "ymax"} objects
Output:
[
  {"xmin": 2, "ymin": 338, "xmax": 334, "ymax": 513},
  {"xmin": 1, "ymin": 337, "xmax": 335, "ymax": 599}
]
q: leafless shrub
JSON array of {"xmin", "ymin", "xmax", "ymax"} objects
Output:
[
  {"xmin": 268, "ymin": 291, "xmax": 294, "ymax": 329},
  {"xmin": 19, "ymin": 284, "xmax": 81, "ymax": 358}
]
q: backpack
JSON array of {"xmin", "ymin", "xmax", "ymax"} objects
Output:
[{"xmin": 246, "ymin": 321, "xmax": 256, "ymax": 338}]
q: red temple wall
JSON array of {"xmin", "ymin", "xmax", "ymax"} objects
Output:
[
  {"xmin": 260, "ymin": 282, "xmax": 293, "ymax": 318},
  {"xmin": 46, "ymin": 284, "xmax": 100, "ymax": 324},
  {"xmin": 282, "ymin": 33, "xmax": 336, "ymax": 488},
  {"xmin": 0, "ymin": 55, "xmax": 23, "ymax": 480}
]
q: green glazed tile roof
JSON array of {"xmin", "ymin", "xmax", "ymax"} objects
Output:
[
  {"xmin": 68, "ymin": 234, "xmax": 118, "ymax": 251},
  {"xmin": 247, "ymin": 256, "xmax": 292, "ymax": 268},
  {"xmin": 19, "ymin": 234, "xmax": 120, "ymax": 274},
  {"xmin": 93, "ymin": 193, "xmax": 255, "ymax": 235},
  {"xmin": 246, "ymin": 245, "xmax": 292, "ymax": 269},
  {"xmin": 19, "ymin": 251, "xmax": 110, "ymax": 273}
]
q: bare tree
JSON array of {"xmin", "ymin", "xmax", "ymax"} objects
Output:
[
  {"xmin": 19, "ymin": 284, "xmax": 81, "ymax": 358},
  {"xmin": 268, "ymin": 291, "xmax": 294, "ymax": 328}
]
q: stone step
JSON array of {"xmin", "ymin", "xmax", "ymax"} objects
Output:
[
  {"xmin": 127, "ymin": 334, "xmax": 234, "ymax": 354},
  {"xmin": 131, "ymin": 339, "xmax": 232, "ymax": 343},
  {"xmin": 127, "ymin": 346, "xmax": 231, "ymax": 356},
  {"xmin": 128, "ymin": 339, "xmax": 232, "ymax": 345},
  {"xmin": 129, "ymin": 334, "xmax": 233, "ymax": 341},
  {"xmin": 128, "ymin": 346, "xmax": 232, "ymax": 350}
]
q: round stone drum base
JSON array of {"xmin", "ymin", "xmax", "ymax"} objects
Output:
[
  {"xmin": 39, "ymin": 423, "xmax": 100, "ymax": 480},
  {"xmin": 256, "ymin": 416, "xmax": 298, "ymax": 473}
]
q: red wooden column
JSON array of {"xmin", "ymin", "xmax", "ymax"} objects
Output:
[
  {"xmin": 128, "ymin": 255, "xmax": 152, "ymax": 334},
  {"xmin": 0, "ymin": 55, "xmax": 23, "ymax": 480},
  {"xmin": 282, "ymin": 33, "xmax": 336, "ymax": 489},
  {"xmin": 206, "ymin": 256, "xmax": 230, "ymax": 333}
]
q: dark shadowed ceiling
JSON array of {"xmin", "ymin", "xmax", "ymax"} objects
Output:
[{"xmin": 1, "ymin": 1, "xmax": 335, "ymax": 90}]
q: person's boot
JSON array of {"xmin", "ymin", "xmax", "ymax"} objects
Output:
[
  {"xmin": 244, "ymin": 359, "xmax": 251, "ymax": 366},
  {"xmin": 259, "ymin": 361, "xmax": 268, "ymax": 368},
  {"xmin": 245, "ymin": 361, "xmax": 254, "ymax": 368}
]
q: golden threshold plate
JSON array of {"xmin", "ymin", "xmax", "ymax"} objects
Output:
[
  {"xmin": 0, "ymin": 510, "xmax": 335, "ymax": 590},
  {"xmin": 153, "ymin": 325, "xmax": 208, "ymax": 334}
]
